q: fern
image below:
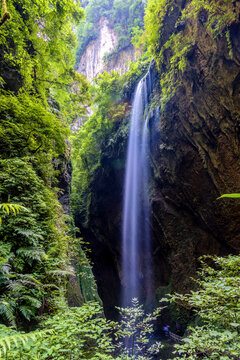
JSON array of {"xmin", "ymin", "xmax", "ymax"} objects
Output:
[
  {"xmin": 19, "ymin": 306, "xmax": 34, "ymax": 321},
  {"xmin": 218, "ymin": 193, "xmax": 240, "ymax": 199},
  {"xmin": 0, "ymin": 300, "xmax": 15, "ymax": 327},
  {"xmin": 13, "ymin": 273, "xmax": 42, "ymax": 286},
  {"xmin": 15, "ymin": 228, "xmax": 44, "ymax": 243},
  {"xmin": 0, "ymin": 204, "xmax": 28, "ymax": 225},
  {"xmin": 47, "ymin": 269, "xmax": 74, "ymax": 276},
  {"xmin": 20, "ymin": 295, "xmax": 41, "ymax": 309},
  {"xmin": 16, "ymin": 247, "xmax": 45, "ymax": 262},
  {"xmin": 7, "ymin": 281, "xmax": 25, "ymax": 293},
  {"xmin": 0, "ymin": 328, "xmax": 53, "ymax": 358}
]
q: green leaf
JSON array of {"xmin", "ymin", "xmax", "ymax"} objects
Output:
[{"xmin": 217, "ymin": 193, "xmax": 240, "ymax": 199}]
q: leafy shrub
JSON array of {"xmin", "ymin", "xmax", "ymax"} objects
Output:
[
  {"xmin": 0, "ymin": 298, "xmax": 164, "ymax": 360},
  {"xmin": 115, "ymin": 298, "xmax": 162, "ymax": 360},
  {"xmin": 0, "ymin": 302, "xmax": 116, "ymax": 359},
  {"xmin": 170, "ymin": 255, "xmax": 240, "ymax": 360}
]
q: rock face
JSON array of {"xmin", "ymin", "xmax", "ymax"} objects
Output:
[
  {"xmin": 77, "ymin": 17, "xmax": 137, "ymax": 79},
  {"xmin": 151, "ymin": 18, "xmax": 240, "ymax": 294},
  {"xmin": 75, "ymin": 6, "xmax": 240, "ymax": 318}
]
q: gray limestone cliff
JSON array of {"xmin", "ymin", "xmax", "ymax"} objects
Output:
[{"xmin": 77, "ymin": 17, "xmax": 138, "ymax": 80}]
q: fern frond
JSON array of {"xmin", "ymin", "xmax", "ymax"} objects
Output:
[
  {"xmin": 14, "ymin": 274, "xmax": 42, "ymax": 287},
  {"xmin": 1, "ymin": 262, "xmax": 11, "ymax": 274},
  {"xmin": 0, "ymin": 328, "xmax": 53, "ymax": 358},
  {"xmin": 15, "ymin": 228, "xmax": 44, "ymax": 242},
  {"xmin": 19, "ymin": 305, "xmax": 34, "ymax": 321},
  {"xmin": 42, "ymin": 283, "xmax": 59, "ymax": 290},
  {"xmin": 16, "ymin": 247, "xmax": 45, "ymax": 262},
  {"xmin": 47, "ymin": 269, "xmax": 74, "ymax": 276},
  {"xmin": 0, "ymin": 203, "xmax": 28, "ymax": 216},
  {"xmin": 0, "ymin": 301, "xmax": 15, "ymax": 327},
  {"xmin": 21, "ymin": 295, "xmax": 42, "ymax": 308},
  {"xmin": 0, "ymin": 203, "xmax": 29, "ymax": 225},
  {"xmin": 7, "ymin": 280, "xmax": 25, "ymax": 293}
]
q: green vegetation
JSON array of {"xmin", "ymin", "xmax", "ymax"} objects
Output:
[
  {"xmin": 0, "ymin": 0, "xmax": 89, "ymax": 121},
  {"xmin": 0, "ymin": 299, "xmax": 164, "ymax": 359},
  {"xmin": 0, "ymin": 203, "xmax": 28, "ymax": 225},
  {"xmin": 218, "ymin": 193, "xmax": 240, "ymax": 199},
  {"xmin": 0, "ymin": 0, "xmax": 89, "ymax": 328},
  {"xmin": 181, "ymin": 0, "xmax": 238, "ymax": 38},
  {"xmin": 170, "ymin": 255, "xmax": 240, "ymax": 359},
  {"xmin": 115, "ymin": 298, "xmax": 162, "ymax": 359},
  {"xmin": 74, "ymin": 238, "xmax": 101, "ymax": 302},
  {"xmin": 71, "ymin": 55, "xmax": 150, "ymax": 225},
  {"xmin": 76, "ymin": 0, "xmax": 145, "ymax": 65},
  {"xmin": 144, "ymin": 0, "xmax": 238, "ymax": 107},
  {"xmin": 1, "ymin": 252, "xmax": 239, "ymax": 359},
  {"xmin": 0, "ymin": 302, "xmax": 115, "ymax": 359},
  {"xmin": 0, "ymin": 158, "xmax": 72, "ymax": 326}
]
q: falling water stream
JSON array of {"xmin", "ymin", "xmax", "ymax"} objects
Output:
[{"xmin": 122, "ymin": 70, "xmax": 152, "ymax": 307}]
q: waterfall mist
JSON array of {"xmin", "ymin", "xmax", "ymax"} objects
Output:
[{"xmin": 122, "ymin": 70, "xmax": 152, "ymax": 307}]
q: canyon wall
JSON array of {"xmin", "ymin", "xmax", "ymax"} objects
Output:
[
  {"xmin": 77, "ymin": 17, "xmax": 137, "ymax": 80},
  {"xmin": 75, "ymin": 8, "xmax": 240, "ymax": 319}
]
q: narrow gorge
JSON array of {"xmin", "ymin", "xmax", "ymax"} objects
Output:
[
  {"xmin": 73, "ymin": 0, "xmax": 240, "ymax": 320},
  {"xmin": 0, "ymin": 0, "xmax": 240, "ymax": 359}
]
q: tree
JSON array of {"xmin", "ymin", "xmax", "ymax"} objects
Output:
[{"xmin": 115, "ymin": 298, "xmax": 162, "ymax": 360}]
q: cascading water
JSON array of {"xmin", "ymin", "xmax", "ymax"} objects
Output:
[{"xmin": 122, "ymin": 70, "xmax": 153, "ymax": 307}]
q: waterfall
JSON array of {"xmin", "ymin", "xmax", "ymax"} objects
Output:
[{"xmin": 122, "ymin": 70, "xmax": 152, "ymax": 307}]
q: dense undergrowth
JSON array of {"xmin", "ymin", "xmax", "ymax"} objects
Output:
[
  {"xmin": 0, "ymin": 255, "xmax": 239, "ymax": 359},
  {"xmin": 0, "ymin": 0, "xmax": 89, "ymax": 329}
]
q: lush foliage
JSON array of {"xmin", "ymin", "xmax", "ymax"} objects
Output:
[
  {"xmin": 76, "ymin": 0, "xmax": 145, "ymax": 64},
  {"xmin": 0, "ymin": 158, "xmax": 74, "ymax": 327},
  {"xmin": 170, "ymin": 255, "xmax": 240, "ymax": 360},
  {"xmin": 71, "ymin": 56, "xmax": 150, "ymax": 224},
  {"xmin": 0, "ymin": 302, "xmax": 116, "ymax": 359},
  {"xmin": 74, "ymin": 238, "xmax": 101, "ymax": 302},
  {"xmin": 115, "ymin": 298, "xmax": 162, "ymax": 360},
  {"xmin": 0, "ymin": 0, "xmax": 90, "ymax": 328},
  {"xmin": 144, "ymin": 0, "xmax": 239, "ymax": 107},
  {"xmin": 0, "ymin": 298, "xmax": 164, "ymax": 360},
  {"xmin": 181, "ymin": 0, "xmax": 238, "ymax": 39},
  {"xmin": 0, "ymin": 0, "xmax": 89, "ymax": 120},
  {"xmin": 0, "ymin": 203, "xmax": 27, "ymax": 225}
]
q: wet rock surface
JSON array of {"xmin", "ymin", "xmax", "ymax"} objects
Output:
[{"xmin": 151, "ymin": 19, "xmax": 240, "ymax": 294}]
